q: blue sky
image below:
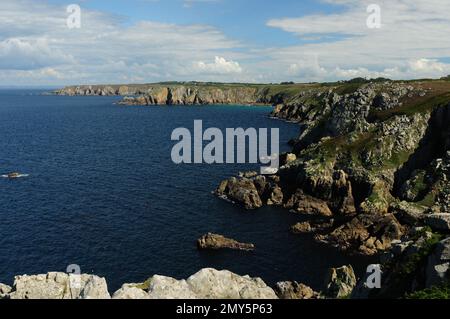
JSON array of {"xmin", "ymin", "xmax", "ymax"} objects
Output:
[
  {"xmin": 1, "ymin": 0, "xmax": 450, "ymax": 85},
  {"xmin": 50, "ymin": 0, "xmax": 338, "ymax": 46}
]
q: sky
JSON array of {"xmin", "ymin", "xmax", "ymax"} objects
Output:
[{"xmin": 1, "ymin": 0, "xmax": 450, "ymax": 86}]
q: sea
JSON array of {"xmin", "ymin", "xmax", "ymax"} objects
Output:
[{"xmin": 0, "ymin": 89, "xmax": 370, "ymax": 292}]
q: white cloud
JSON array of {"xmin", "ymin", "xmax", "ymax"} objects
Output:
[
  {"xmin": 0, "ymin": 38, "xmax": 74, "ymax": 70},
  {"xmin": 194, "ymin": 56, "xmax": 242, "ymax": 74},
  {"xmin": 1, "ymin": 0, "xmax": 450, "ymax": 85},
  {"xmin": 0, "ymin": 0, "xmax": 244, "ymax": 85},
  {"xmin": 266, "ymin": 0, "xmax": 450, "ymax": 81}
]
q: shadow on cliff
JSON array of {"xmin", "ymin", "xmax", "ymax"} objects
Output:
[{"xmin": 393, "ymin": 103, "xmax": 450, "ymax": 199}]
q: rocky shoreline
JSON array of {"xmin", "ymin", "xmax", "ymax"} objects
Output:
[
  {"xmin": 214, "ymin": 79, "xmax": 450, "ymax": 298},
  {"xmin": 52, "ymin": 82, "xmax": 316, "ymax": 106},
  {"xmin": 40, "ymin": 79, "xmax": 450, "ymax": 299},
  {"xmin": 0, "ymin": 265, "xmax": 369, "ymax": 299}
]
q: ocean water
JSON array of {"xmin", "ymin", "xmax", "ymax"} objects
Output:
[{"xmin": 0, "ymin": 90, "xmax": 370, "ymax": 292}]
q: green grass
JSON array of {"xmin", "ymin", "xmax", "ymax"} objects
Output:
[
  {"xmin": 370, "ymin": 91, "xmax": 450, "ymax": 122},
  {"xmin": 406, "ymin": 284, "xmax": 450, "ymax": 299}
]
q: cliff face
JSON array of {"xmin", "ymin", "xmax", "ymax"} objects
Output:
[
  {"xmin": 53, "ymin": 82, "xmax": 318, "ymax": 106},
  {"xmin": 119, "ymin": 85, "xmax": 263, "ymax": 105},
  {"xmin": 217, "ymin": 80, "xmax": 450, "ymax": 256},
  {"xmin": 215, "ymin": 79, "xmax": 450, "ymax": 298}
]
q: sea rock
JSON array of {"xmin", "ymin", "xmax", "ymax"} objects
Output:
[
  {"xmin": 275, "ymin": 281, "xmax": 318, "ymax": 299},
  {"xmin": 291, "ymin": 222, "xmax": 312, "ymax": 234},
  {"xmin": 315, "ymin": 213, "xmax": 404, "ymax": 255},
  {"xmin": 285, "ymin": 190, "xmax": 333, "ymax": 217},
  {"xmin": 267, "ymin": 186, "xmax": 283, "ymax": 206},
  {"xmin": 324, "ymin": 265, "xmax": 357, "ymax": 298},
  {"xmin": 215, "ymin": 177, "xmax": 263, "ymax": 210},
  {"xmin": 8, "ymin": 273, "xmax": 110, "ymax": 299},
  {"xmin": 197, "ymin": 233, "xmax": 255, "ymax": 251},
  {"xmin": 425, "ymin": 214, "xmax": 450, "ymax": 232},
  {"xmin": 145, "ymin": 268, "xmax": 277, "ymax": 299},
  {"xmin": 425, "ymin": 237, "xmax": 450, "ymax": 288}
]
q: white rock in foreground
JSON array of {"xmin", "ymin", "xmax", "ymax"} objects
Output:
[
  {"xmin": 7, "ymin": 272, "xmax": 110, "ymax": 299},
  {"xmin": 1, "ymin": 268, "xmax": 277, "ymax": 299},
  {"xmin": 114, "ymin": 268, "xmax": 278, "ymax": 299}
]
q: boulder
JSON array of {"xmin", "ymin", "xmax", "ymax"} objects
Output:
[
  {"xmin": 197, "ymin": 233, "xmax": 255, "ymax": 251},
  {"xmin": 145, "ymin": 268, "xmax": 277, "ymax": 299},
  {"xmin": 112, "ymin": 284, "xmax": 150, "ymax": 299},
  {"xmin": 285, "ymin": 190, "xmax": 333, "ymax": 217},
  {"xmin": 324, "ymin": 265, "xmax": 357, "ymax": 298},
  {"xmin": 215, "ymin": 177, "xmax": 263, "ymax": 210},
  {"xmin": 8, "ymin": 273, "xmax": 110, "ymax": 299},
  {"xmin": 425, "ymin": 214, "xmax": 450, "ymax": 232},
  {"xmin": 290, "ymin": 222, "xmax": 312, "ymax": 234},
  {"xmin": 0, "ymin": 283, "xmax": 11, "ymax": 299},
  {"xmin": 267, "ymin": 186, "xmax": 283, "ymax": 206},
  {"xmin": 147, "ymin": 275, "xmax": 198, "ymax": 299},
  {"xmin": 275, "ymin": 281, "xmax": 318, "ymax": 299}
]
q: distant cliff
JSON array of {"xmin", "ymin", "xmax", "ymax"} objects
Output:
[{"xmin": 53, "ymin": 82, "xmax": 319, "ymax": 106}]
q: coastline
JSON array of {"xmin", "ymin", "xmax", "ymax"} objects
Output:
[{"xmin": 3, "ymin": 79, "xmax": 450, "ymax": 299}]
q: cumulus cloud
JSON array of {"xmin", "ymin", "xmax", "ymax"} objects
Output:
[
  {"xmin": 194, "ymin": 56, "xmax": 242, "ymax": 74},
  {"xmin": 0, "ymin": 38, "xmax": 74, "ymax": 70},
  {"xmin": 266, "ymin": 0, "xmax": 450, "ymax": 81},
  {"xmin": 1, "ymin": 0, "xmax": 450, "ymax": 85},
  {"xmin": 0, "ymin": 0, "xmax": 243, "ymax": 85}
]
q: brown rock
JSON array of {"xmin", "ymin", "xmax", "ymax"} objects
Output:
[
  {"xmin": 315, "ymin": 213, "xmax": 404, "ymax": 256},
  {"xmin": 267, "ymin": 186, "xmax": 283, "ymax": 206},
  {"xmin": 197, "ymin": 233, "xmax": 255, "ymax": 251},
  {"xmin": 215, "ymin": 177, "xmax": 263, "ymax": 210},
  {"xmin": 275, "ymin": 281, "xmax": 318, "ymax": 299},
  {"xmin": 285, "ymin": 190, "xmax": 333, "ymax": 217},
  {"xmin": 324, "ymin": 265, "xmax": 356, "ymax": 298},
  {"xmin": 291, "ymin": 222, "xmax": 312, "ymax": 234}
]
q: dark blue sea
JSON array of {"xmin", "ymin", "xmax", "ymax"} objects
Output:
[{"xmin": 0, "ymin": 89, "xmax": 369, "ymax": 292}]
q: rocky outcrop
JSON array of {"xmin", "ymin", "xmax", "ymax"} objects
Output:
[
  {"xmin": 0, "ymin": 268, "xmax": 278, "ymax": 300},
  {"xmin": 54, "ymin": 83, "xmax": 280, "ymax": 106},
  {"xmin": 112, "ymin": 284, "xmax": 150, "ymax": 299},
  {"xmin": 285, "ymin": 190, "xmax": 333, "ymax": 217},
  {"xmin": 197, "ymin": 233, "xmax": 255, "ymax": 251},
  {"xmin": 6, "ymin": 273, "xmax": 110, "ymax": 299},
  {"xmin": 0, "ymin": 284, "xmax": 11, "ymax": 298},
  {"xmin": 275, "ymin": 281, "xmax": 319, "ymax": 299},
  {"xmin": 121, "ymin": 86, "xmax": 263, "ymax": 106},
  {"xmin": 215, "ymin": 176, "xmax": 263, "ymax": 210},
  {"xmin": 426, "ymin": 237, "xmax": 450, "ymax": 288},
  {"xmin": 215, "ymin": 80, "xmax": 450, "ymax": 260},
  {"xmin": 127, "ymin": 268, "xmax": 278, "ymax": 299},
  {"xmin": 324, "ymin": 265, "xmax": 357, "ymax": 298},
  {"xmin": 315, "ymin": 213, "xmax": 404, "ymax": 256},
  {"xmin": 291, "ymin": 222, "xmax": 313, "ymax": 234}
]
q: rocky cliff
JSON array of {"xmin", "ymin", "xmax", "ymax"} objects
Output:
[
  {"xmin": 53, "ymin": 82, "xmax": 318, "ymax": 106},
  {"xmin": 51, "ymin": 79, "xmax": 450, "ymax": 298},
  {"xmin": 216, "ymin": 79, "xmax": 450, "ymax": 297}
]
